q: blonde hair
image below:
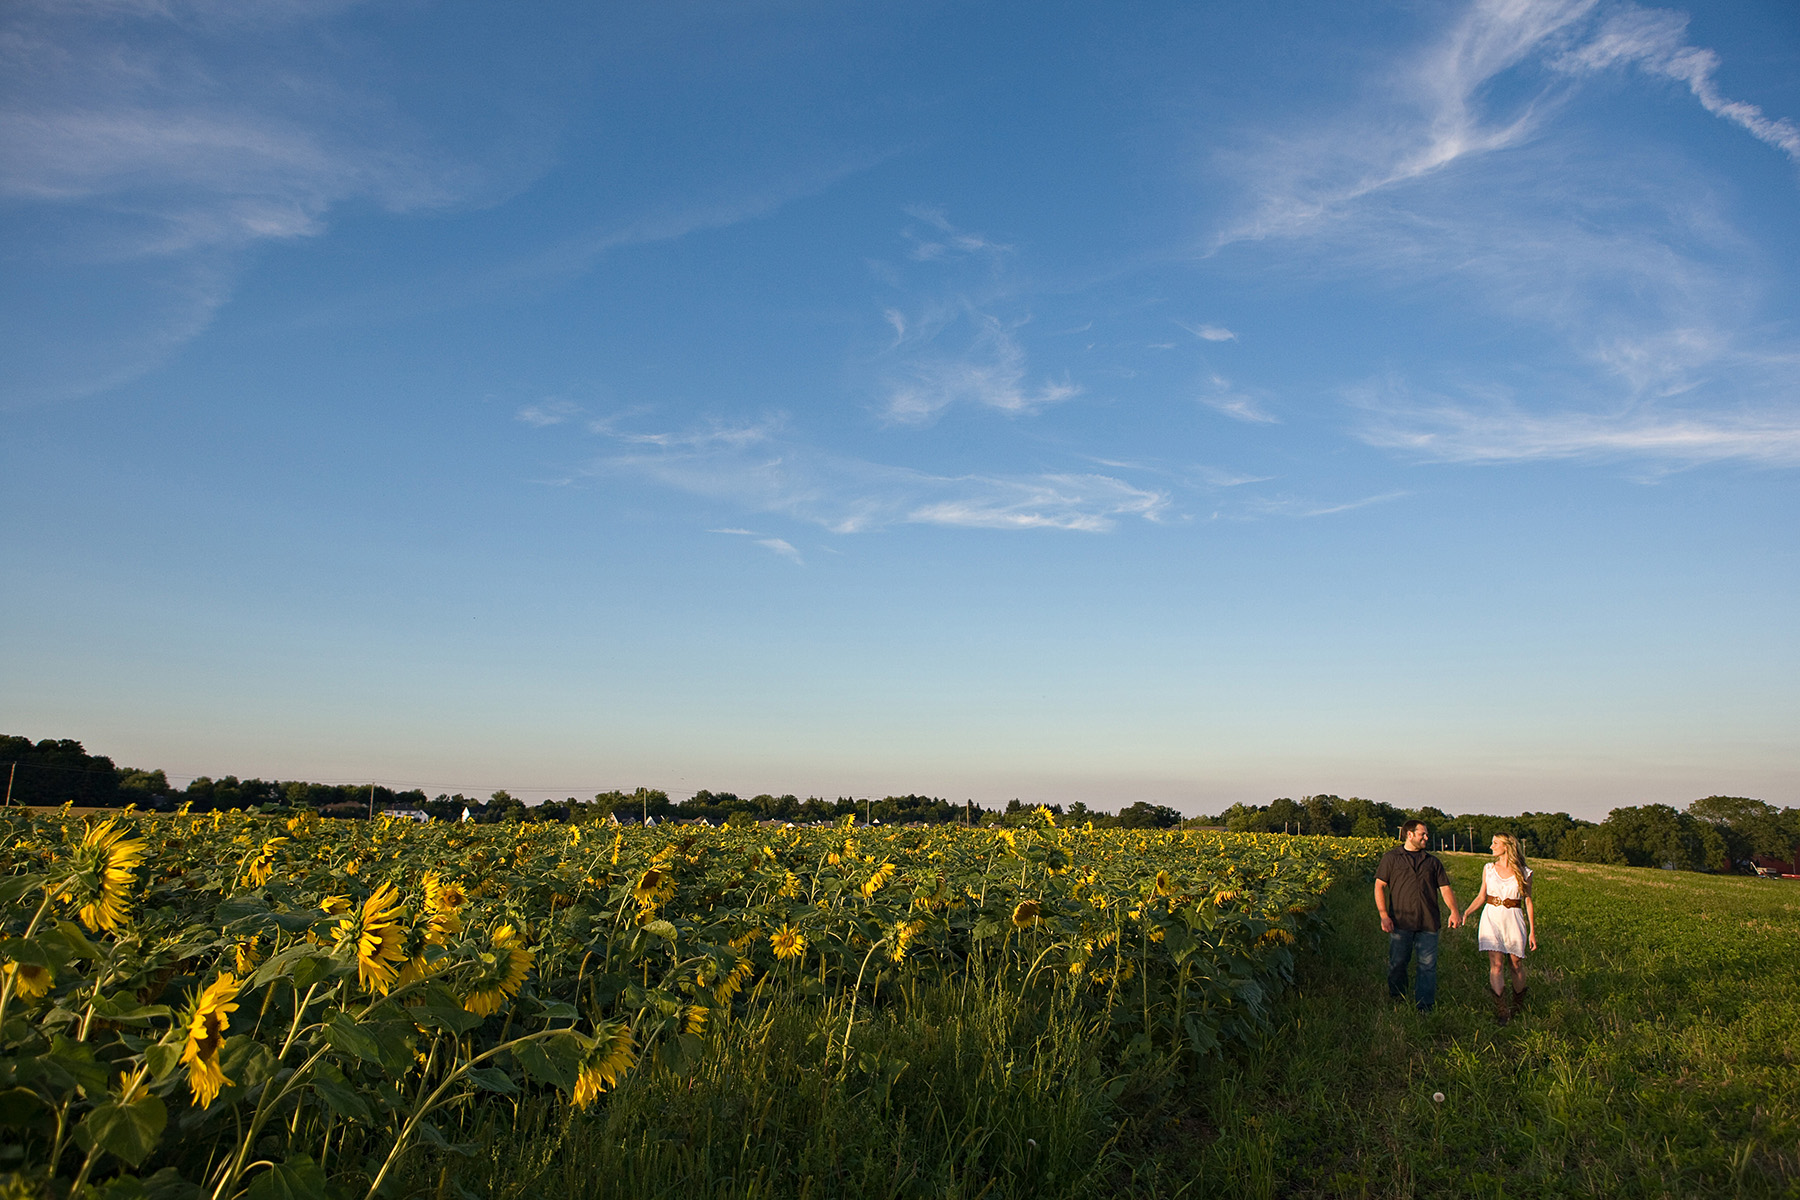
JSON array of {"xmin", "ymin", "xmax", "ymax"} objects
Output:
[{"xmin": 1494, "ymin": 834, "xmax": 1528, "ymax": 889}]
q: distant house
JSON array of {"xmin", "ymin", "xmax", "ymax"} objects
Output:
[
  {"xmin": 1751, "ymin": 851, "xmax": 1797, "ymax": 878},
  {"xmin": 381, "ymin": 808, "xmax": 430, "ymax": 822}
]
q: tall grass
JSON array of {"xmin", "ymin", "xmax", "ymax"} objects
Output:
[
  {"xmin": 1195, "ymin": 856, "xmax": 1800, "ymax": 1199},
  {"xmin": 406, "ymin": 856, "xmax": 1800, "ymax": 1199},
  {"xmin": 403, "ymin": 973, "xmax": 1183, "ymax": 1199}
]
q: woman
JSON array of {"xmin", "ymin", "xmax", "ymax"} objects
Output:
[{"xmin": 1461, "ymin": 833, "xmax": 1537, "ymax": 1024}]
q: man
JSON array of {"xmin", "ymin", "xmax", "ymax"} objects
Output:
[{"xmin": 1374, "ymin": 820, "xmax": 1461, "ymax": 1011}]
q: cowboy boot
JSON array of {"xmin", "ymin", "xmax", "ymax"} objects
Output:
[
  {"xmin": 1511, "ymin": 985, "xmax": 1528, "ymax": 1012},
  {"xmin": 1491, "ymin": 984, "xmax": 1511, "ymax": 1025}
]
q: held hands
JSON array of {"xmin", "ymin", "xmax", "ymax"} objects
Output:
[{"xmin": 1379, "ymin": 913, "xmax": 1394, "ymax": 932}]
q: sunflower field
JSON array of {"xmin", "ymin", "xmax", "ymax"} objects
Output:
[{"xmin": 0, "ymin": 805, "xmax": 1382, "ymax": 1199}]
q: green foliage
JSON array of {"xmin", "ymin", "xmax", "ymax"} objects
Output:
[
  {"xmin": 0, "ymin": 807, "xmax": 1375, "ymax": 1199},
  {"xmin": 1190, "ymin": 857, "xmax": 1800, "ymax": 1198}
]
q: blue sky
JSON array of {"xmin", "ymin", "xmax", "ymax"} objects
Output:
[{"xmin": 3, "ymin": 0, "xmax": 1796, "ymax": 819}]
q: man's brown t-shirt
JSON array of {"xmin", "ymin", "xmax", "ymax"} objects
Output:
[{"xmin": 1376, "ymin": 847, "xmax": 1450, "ymax": 932}]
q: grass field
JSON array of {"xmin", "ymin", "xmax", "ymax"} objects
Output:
[
  {"xmin": 1193, "ymin": 855, "xmax": 1800, "ymax": 1199},
  {"xmin": 6, "ymin": 812, "xmax": 1795, "ymax": 1199},
  {"xmin": 448, "ymin": 854, "xmax": 1800, "ymax": 1200}
]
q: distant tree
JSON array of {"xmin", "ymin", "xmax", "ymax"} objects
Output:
[
  {"xmin": 0, "ymin": 736, "xmax": 122, "ymax": 807},
  {"xmin": 1115, "ymin": 802, "xmax": 1182, "ymax": 829},
  {"xmin": 1601, "ymin": 805, "xmax": 1724, "ymax": 871},
  {"xmin": 117, "ymin": 768, "xmax": 170, "ymax": 801},
  {"xmin": 1688, "ymin": 796, "xmax": 1795, "ymax": 865}
]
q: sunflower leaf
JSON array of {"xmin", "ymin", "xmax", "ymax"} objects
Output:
[
  {"xmin": 242, "ymin": 1154, "xmax": 329, "ymax": 1200},
  {"xmin": 307, "ymin": 1061, "xmax": 370, "ymax": 1121},
  {"xmin": 0, "ymin": 873, "xmax": 45, "ymax": 905},
  {"xmin": 84, "ymin": 1091, "xmax": 167, "ymax": 1166},
  {"xmin": 465, "ymin": 1066, "xmax": 519, "ymax": 1094},
  {"xmin": 323, "ymin": 1012, "xmax": 383, "ymax": 1065}
]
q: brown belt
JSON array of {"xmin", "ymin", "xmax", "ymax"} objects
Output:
[{"xmin": 1494, "ymin": 898, "xmax": 1523, "ymax": 909}]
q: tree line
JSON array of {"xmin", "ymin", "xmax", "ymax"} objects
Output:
[
  {"xmin": 1203, "ymin": 793, "xmax": 1799, "ymax": 874},
  {"xmin": 4, "ymin": 735, "xmax": 1793, "ymax": 871}
]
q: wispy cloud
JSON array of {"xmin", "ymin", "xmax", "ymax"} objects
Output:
[
  {"xmin": 901, "ymin": 205, "xmax": 1013, "ymax": 261},
  {"xmin": 1178, "ymin": 322, "xmax": 1238, "ymax": 342},
  {"xmin": 516, "ymin": 399, "xmax": 582, "ymax": 427},
  {"xmin": 882, "ymin": 311, "xmax": 1081, "ymax": 425},
  {"xmin": 1553, "ymin": 4, "xmax": 1800, "ymax": 164},
  {"xmin": 871, "ymin": 210, "xmax": 1082, "ymax": 426},
  {"xmin": 1209, "ymin": 0, "xmax": 1800, "ymax": 471},
  {"xmin": 709, "ymin": 527, "xmax": 805, "ymax": 563},
  {"xmin": 570, "ymin": 417, "xmax": 1169, "ymax": 534},
  {"xmin": 1350, "ymin": 379, "xmax": 1800, "ymax": 467},
  {"xmin": 1198, "ymin": 373, "xmax": 1278, "ymax": 424},
  {"xmin": 0, "ymin": 0, "xmax": 491, "ymax": 406},
  {"xmin": 1239, "ymin": 490, "xmax": 1410, "ymax": 519},
  {"xmin": 1215, "ymin": 0, "xmax": 1798, "ymax": 251}
]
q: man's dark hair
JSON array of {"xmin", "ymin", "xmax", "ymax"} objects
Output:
[{"xmin": 1399, "ymin": 819, "xmax": 1428, "ymax": 837}]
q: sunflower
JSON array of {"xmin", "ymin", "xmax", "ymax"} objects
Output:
[
  {"xmin": 711, "ymin": 956, "xmax": 756, "ymax": 1004},
  {"xmin": 1011, "ymin": 900, "xmax": 1043, "ymax": 929},
  {"xmin": 239, "ymin": 836, "xmax": 287, "ymax": 888},
  {"xmin": 233, "ymin": 938, "xmax": 262, "ymax": 976},
  {"xmin": 334, "ymin": 882, "xmax": 409, "ymax": 994},
  {"xmin": 887, "ymin": 919, "xmax": 926, "ymax": 963},
  {"xmin": 462, "ymin": 924, "xmax": 534, "ymax": 1017},
  {"xmin": 422, "ymin": 873, "xmax": 466, "ymax": 945},
  {"xmin": 858, "ymin": 861, "xmax": 897, "ymax": 900},
  {"xmin": 770, "ymin": 925, "xmax": 807, "ymax": 961},
  {"xmin": 180, "ymin": 973, "xmax": 241, "ymax": 1108},
  {"xmin": 632, "ymin": 868, "xmax": 675, "ymax": 907},
  {"xmin": 682, "ymin": 1004, "xmax": 708, "ymax": 1035},
  {"xmin": 572, "ymin": 1022, "xmax": 637, "ymax": 1109},
  {"xmin": 2, "ymin": 960, "xmax": 53, "ymax": 1002},
  {"xmin": 56, "ymin": 818, "xmax": 146, "ymax": 932}
]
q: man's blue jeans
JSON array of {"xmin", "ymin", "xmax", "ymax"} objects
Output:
[{"xmin": 1388, "ymin": 928, "xmax": 1439, "ymax": 1011}]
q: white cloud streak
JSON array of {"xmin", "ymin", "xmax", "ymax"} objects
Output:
[
  {"xmin": 1198, "ymin": 373, "xmax": 1278, "ymax": 424},
  {"xmin": 883, "ymin": 312, "xmax": 1081, "ymax": 425},
  {"xmin": 1211, "ymin": 0, "xmax": 1800, "ymax": 471},
  {"xmin": 578, "ymin": 418, "xmax": 1170, "ymax": 534},
  {"xmin": 0, "ymin": 0, "xmax": 487, "ymax": 406},
  {"xmin": 1350, "ymin": 381, "xmax": 1800, "ymax": 466},
  {"xmin": 1554, "ymin": 5, "xmax": 1800, "ymax": 164}
]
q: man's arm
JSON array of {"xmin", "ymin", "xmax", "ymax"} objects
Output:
[
  {"xmin": 1439, "ymin": 883, "xmax": 1462, "ymax": 929},
  {"xmin": 1374, "ymin": 878, "xmax": 1394, "ymax": 932}
]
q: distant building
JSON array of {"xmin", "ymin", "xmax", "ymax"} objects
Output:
[{"xmin": 381, "ymin": 808, "xmax": 430, "ymax": 822}]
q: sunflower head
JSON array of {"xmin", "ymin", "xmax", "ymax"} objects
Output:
[
  {"xmin": 2, "ymin": 960, "xmax": 54, "ymax": 1002},
  {"xmin": 770, "ymin": 925, "xmax": 807, "ymax": 961},
  {"xmin": 632, "ymin": 868, "xmax": 675, "ymax": 908},
  {"xmin": 334, "ymin": 883, "xmax": 409, "ymax": 994},
  {"xmin": 422, "ymin": 873, "xmax": 466, "ymax": 944},
  {"xmin": 1011, "ymin": 900, "xmax": 1043, "ymax": 929},
  {"xmin": 572, "ymin": 1022, "xmax": 637, "ymax": 1109},
  {"xmin": 180, "ymin": 973, "xmax": 242, "ymax": 1108},
  {"xmin": 858, "ymin": 861, "xmax": 897, "ymax": 900},
  {"xmin": 887, "ymin": 919, "xmax": 927, "ymax": 963},
  {"xmin": 461, "ymin": 923, "xmax": 534, "ymax": 1017},
  {"xmin": 56, "ymin": 818, "xmax": 146, "ymax": 932}
]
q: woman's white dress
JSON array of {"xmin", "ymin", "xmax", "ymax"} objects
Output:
[{"xmin": 1476, "ymin": 862, "xmax": 1531, "ymax": 956}]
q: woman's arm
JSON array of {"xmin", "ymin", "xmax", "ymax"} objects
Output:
[
  {"xmin": 1462, "ymin": 877, "xmax": 1488, "ymax": 923},
  {"xmin": 1525, "ymin": 894, "xmax": 1537, "ymax": 951}
]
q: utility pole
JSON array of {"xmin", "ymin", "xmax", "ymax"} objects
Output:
[
  {"xmin": 3, "ymin": 762, "xmax": 14, "ymax": 807},
  {"xmin": 865, "ymin": 796, "xmax": 872, "ymax": 826},
  {"xmin": 367, "ymin": 783, "xmax": 375, "ymax": 820}
]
